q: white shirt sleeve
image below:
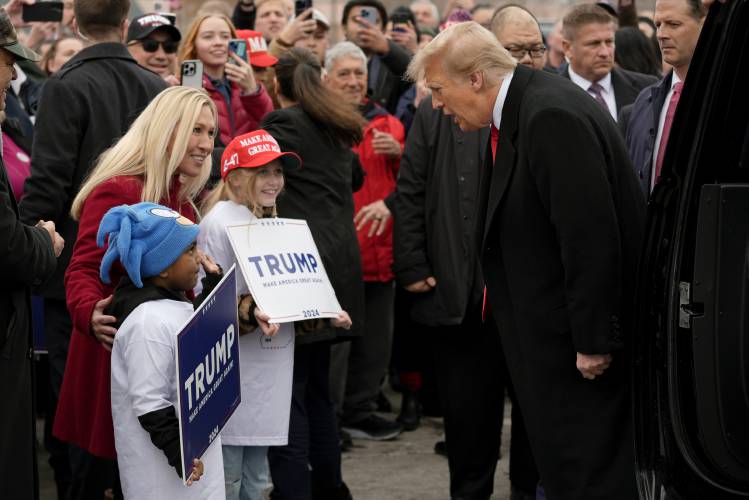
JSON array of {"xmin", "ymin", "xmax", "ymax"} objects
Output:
[{"xmin": 197, "ymin": 204, "xmax": 251, "ymax": 295}]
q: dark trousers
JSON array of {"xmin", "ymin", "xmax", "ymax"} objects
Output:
[
  {"xmin": 434, "ymin": 310, "xmax": 505, "ymax": 500},
  {"xmin": 331, "ymin": 281, "xmax": 395, "ymax": 424},
  {"xmin": 433, "ymin": 308, "xmax": 538, "ymax": 500},
  {"xmin": 68, "ymin": 445, "xmax": 121, "ymax": 500},
  {"xmin": 269, "ymin": 342, "xmax": 342, "ymax": 500},
  {"xmin": 505, "ymin": 377, "xmax": 539, "ymax": 494},
  {"xmin": 43, "ymin": 298, "xmax": 72, "ymax": 500},
  {"xmin": 390, "ymin": 288, "xmax": 441, "ymax": 415}
]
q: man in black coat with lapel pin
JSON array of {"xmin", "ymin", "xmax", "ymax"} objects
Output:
[{"xmin": 408, "ymin": 21, "xmax": 646, "ymax": 500}]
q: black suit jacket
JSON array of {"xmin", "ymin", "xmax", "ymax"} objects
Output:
[
  {"xmin": 19, "ymin": 43, "xmax": 167, "ymax": 300},
  {"xmin": 393, "ymin": 97, "xmax": 487, "ymax": 326},
  {"xmin": 479, "ymin": 65, "xmax": 645, "ymax": 500},
  {"xmin": 560, "ymin": 65, "xmax": 659, "ymax": 116}
]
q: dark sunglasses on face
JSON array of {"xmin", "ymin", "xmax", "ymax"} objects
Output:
[{"xmin": 133, "ymin": 39, "xmax": 180, "ymax": 54}]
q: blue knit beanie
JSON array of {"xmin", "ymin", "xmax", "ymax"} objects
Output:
[{"xmin": 97, "ymin": 202, "xmax": 200, "ymax": 288}]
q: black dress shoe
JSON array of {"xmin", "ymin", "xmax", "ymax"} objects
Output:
[
  {"xmin": 396, "ymin": 389, "xmax": 421, "ymax": 431},
  {"xmin": 342, "ymin": 415, "xmax": 403, "ymax": 441},
  {"xmin": 311, "ymin": 480, "xmax": 353, "ymax": 500}
]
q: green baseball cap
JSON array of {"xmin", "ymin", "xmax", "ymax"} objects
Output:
[{"xmin": 0, "ymin": 8, "xmax": 41, "ymax": 62}]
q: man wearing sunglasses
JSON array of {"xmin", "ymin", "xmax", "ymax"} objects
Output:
[{"xmin": 127, "ymin": 13, "xmax": 181, "ymax": 81}]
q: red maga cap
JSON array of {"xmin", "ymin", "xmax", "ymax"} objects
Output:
[
  {"xmin": 221, "ymin": 130, "xmax": 302, "ymax": 179},
  {"xmin": 236, "ymin": 29, "xmax": 278, "ymax": 67}
]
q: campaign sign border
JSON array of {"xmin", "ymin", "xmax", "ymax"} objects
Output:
[
  {"xmin": 225, "ymin": 218, "xmax": 343, "ymax": 323},
  {"xmin": 175, "ymin": 265, "xmax": 241, "ymax": 484}
]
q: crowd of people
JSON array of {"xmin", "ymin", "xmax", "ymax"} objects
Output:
[{"xmin": 0, "ymin": 0, "xmax": 712, "ymax": 498}]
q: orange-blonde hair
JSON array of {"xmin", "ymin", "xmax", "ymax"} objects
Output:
[{"xmin": 178, "ymin": 13, "xmax": 237, "ymax": 64}]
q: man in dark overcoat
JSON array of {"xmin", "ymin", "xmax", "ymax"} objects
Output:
[
  {"xmin": 18, "ymin": 0, "xmax": 166, "ymax": 494},
  {"xmin": 407, "ymin": 21, "xmax": 646, "ymax": 500},
  {"xmin": 0, "ymin": 7, "xmax": 62, "ymax": 499}
]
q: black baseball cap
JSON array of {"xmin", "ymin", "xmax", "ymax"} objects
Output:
[{"xmin": 127, "ymin": 13, "xmax": 181, "ymax": 43}]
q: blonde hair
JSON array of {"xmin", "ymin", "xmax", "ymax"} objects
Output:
[
  {"xmin": 201, "ymin": 168, "xmax": 278, "ymax": 218},
  {"xmin": 71, "ymin": 86, "xmax": 217, "ymax": 220},
  {"xmin": 178, "ymin": 13, "xmax": 237, "ymax": 64},
  {"xmin": 406, "ymin": 21, "xmax": 517, "ymax": 86},
  {"xmin": 255, "ymin": 0, "xmax": 293, "ymax": 17}
]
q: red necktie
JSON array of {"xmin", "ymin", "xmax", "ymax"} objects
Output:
[
  {"xmin": 490, "ymin": 124, "xmax": 499, "ymax": 162},
  {"xmin": 483, "ymin": 124, "xmax": 499, "ymax": 321},
  {"xmin": 654, "ymin": 81, "xmax": 684, "ymax": 182}
]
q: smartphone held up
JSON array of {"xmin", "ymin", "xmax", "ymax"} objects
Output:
[
  {"xmin": 294, "ymin": 0, "xmax": 313, "ymax": 17},
  {"xmin": 22, "ymin": 1, "xmax": 64, "ymax": 23},
  {"xmin": 228, "ymin": 39, "xmax": 248, "ymax": 65},
  {"xmin": 181, "ymin": 60, "xmax": 204, "ymax": 89}
]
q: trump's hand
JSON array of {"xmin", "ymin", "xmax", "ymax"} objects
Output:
[
  {"xmin": 576, "ymin": 352, "xmax": 612, "ymax": 380},
  {"xmin": 405, "ymin": 276, "xmax": 436, "ymax": 293}
]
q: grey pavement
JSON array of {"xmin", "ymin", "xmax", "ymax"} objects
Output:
[
  {"xmin": 36, "ymin": 390, "xmax": 513, "ymax": 499},
  {"xmin": 342, "ymin": 401, "xmax": 512, "ymax": 500}
]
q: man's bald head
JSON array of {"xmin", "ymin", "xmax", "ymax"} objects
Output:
[{"xmin": 491, "ymin": 5, "xmax": 546, "ymax": 70}]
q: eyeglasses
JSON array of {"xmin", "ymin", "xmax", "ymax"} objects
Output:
[
  {"xmin": 130, "ymin": 39, "xmax": 180, "ymax": 54},
  {"xmin": 504, "ymin": 45, "xmax": 547, "ymax": 60}
]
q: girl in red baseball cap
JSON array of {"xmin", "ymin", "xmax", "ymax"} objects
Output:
[{"xmin": 197, "ymin": 130, "xmax": 351, "ymax": 500}]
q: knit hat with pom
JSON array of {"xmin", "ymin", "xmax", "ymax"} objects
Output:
[{"xmin": 97, "ymin": 202, "xmax": 199, "ymax": 288}]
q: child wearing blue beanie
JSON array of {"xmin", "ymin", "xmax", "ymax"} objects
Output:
[{"xmin": 100, "ymin": 202, "xmax": 226, "ymax": 499}]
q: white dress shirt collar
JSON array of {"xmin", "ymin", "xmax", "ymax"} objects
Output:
[
  {"xmin": 492, "ymin": 70, "xmax": 515, "ymax": 130},
  {"xmin": 568, "ymin": 66, "xmax": 613, "ymax": 94},
  {"xmin": 669, "ymin": 71, "xmax": 683, "ymax": 90},
  {"xmin": 568, "ymin": 66, "xmax": 617, "ymax": 121}
]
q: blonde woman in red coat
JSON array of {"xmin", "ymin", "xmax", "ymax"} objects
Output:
[{"xmin": 54, "ymin": 87, "xmax": 217, "ymax": 494}]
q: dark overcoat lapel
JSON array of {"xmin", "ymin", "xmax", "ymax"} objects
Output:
[{"xmin": 482, "ymin": 66, "xmax": 528, "ymax": 246}]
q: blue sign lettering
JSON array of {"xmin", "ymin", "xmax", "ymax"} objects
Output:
[{"xmin": 247, "ymin": 252, "xmax": 319, "ymax": 278}]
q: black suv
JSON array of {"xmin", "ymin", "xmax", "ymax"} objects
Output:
[{"xmin": 633, "ymin": 0, "xmax": 749, "ymax": 498}]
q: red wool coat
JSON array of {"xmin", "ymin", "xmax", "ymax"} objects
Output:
[
  {"xmin": 203, "ymin": 75, "xmax": 274, "ymax": 146},
  {"xmin": 54, "ymin": 175, "xmax": 196, "ymax": 459},
  {"xmin": 353, "ymin": 105, "xmax": 405, "ymax": 282}
]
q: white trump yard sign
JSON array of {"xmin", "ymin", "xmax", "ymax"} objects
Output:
[{"xmin": 225, "ymin": 219, "xmax": 343, "ymax": 323}]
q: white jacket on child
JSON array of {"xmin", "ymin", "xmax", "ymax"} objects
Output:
[
  {"xmin": 111, "ymin": 299, "xmax": 226, "ymax": 499},
  {"xmin": 197, "ymin": 200, "xmax": 295, "ymax": 446}
]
